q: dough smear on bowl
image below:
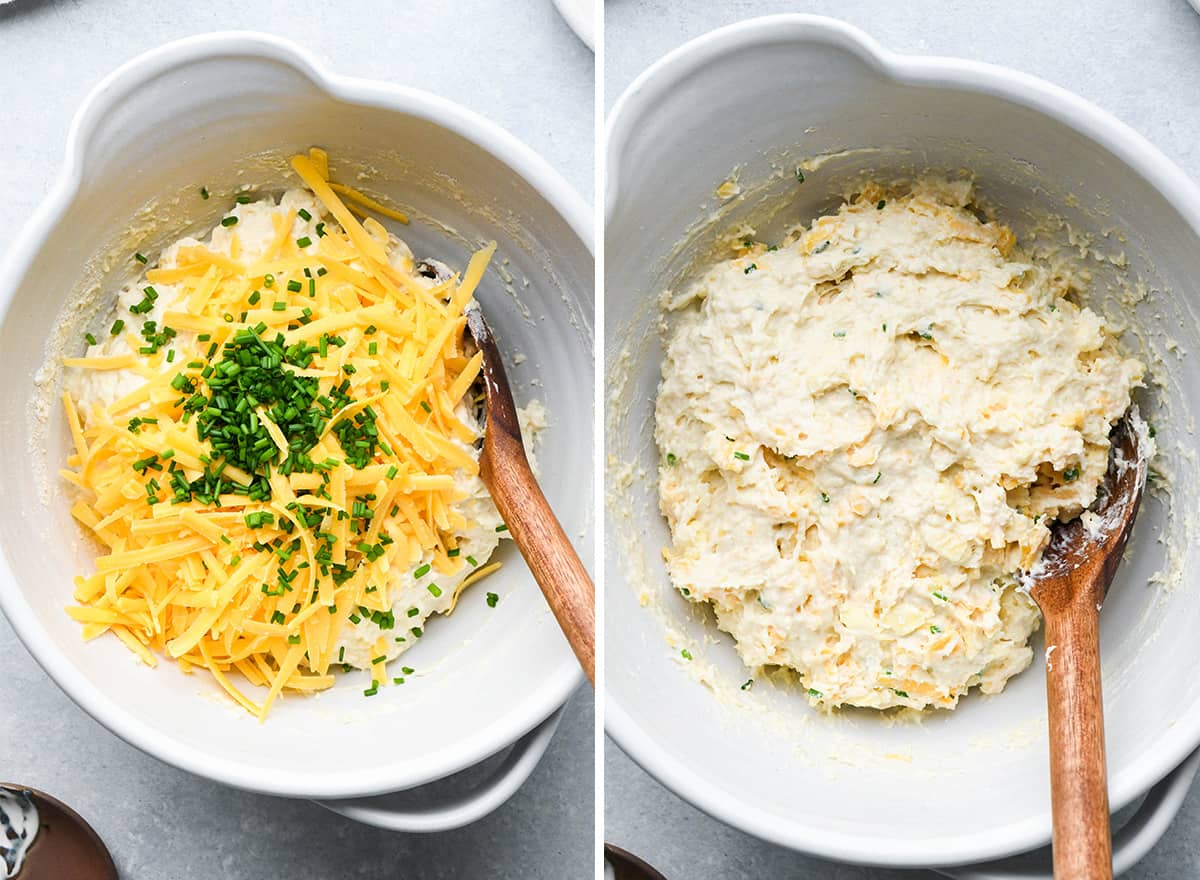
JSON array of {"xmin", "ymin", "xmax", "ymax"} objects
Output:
[{"xmin": 655, "ymin": 178, "xmax": 1144, "ymax": 710}]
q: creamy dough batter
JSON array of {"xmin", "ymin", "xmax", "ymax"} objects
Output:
[{"xmin": 655, "ymin": 179, "xmax": 1144, "ymax": 710}]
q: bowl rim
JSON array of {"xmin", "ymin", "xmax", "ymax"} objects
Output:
[
  {"xmin": 604, "ymin": 13, "xmax": 1200, "ymax": 868},
  {"xmin": 0, "ymin": 30, "xmax": 592, "ymax": 800}
]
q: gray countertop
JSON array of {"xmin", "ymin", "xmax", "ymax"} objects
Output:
[
  {"xmin": 603, "ymin": 1, "xmax": 1200, "ymax": 877},
  {"xmin": 0, "ymin": 1, "xmax": 594, "ymax": 878}
]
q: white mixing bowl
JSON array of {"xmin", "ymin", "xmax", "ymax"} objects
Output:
[
  {"xmin": 0, "ymin": 33, "xmax": 592, "ymax": 830},
  {"xmin": 605, "ymin": 15, "xmax": 1200, "ymax": 873}
]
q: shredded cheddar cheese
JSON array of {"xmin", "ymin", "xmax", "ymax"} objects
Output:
[{"xmin": 61, "ymin": 149, "xmax": 507, "ymax": 719}]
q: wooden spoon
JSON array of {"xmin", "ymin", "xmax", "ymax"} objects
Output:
[
  {"xmin": 1024, "ymin": 411, "xmax": 1149, "ymax": 880},
  {"xmin": 0, "ymin": 784, "xmax": 117, "ymax": 880},
  {"xmin": 465, "ymin": 306, "xmax": 595, "ymax": 684}
]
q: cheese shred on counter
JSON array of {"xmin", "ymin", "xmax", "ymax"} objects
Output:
[{"xmin": 60, "ymin": 148, "xmax": 521, "ymax": 719}]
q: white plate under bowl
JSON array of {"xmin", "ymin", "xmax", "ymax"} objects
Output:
[
  {"xmin": 0, "ymin": 32, "xmax": 593, "ymax": 813},
  {"xmin": 605, "ymin": 14, "xmax": 1200, "ymax": 871}
]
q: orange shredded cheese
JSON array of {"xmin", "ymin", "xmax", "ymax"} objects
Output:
[{"xmin": 60, "ymin": 149, "xmax": 500, "ymax": 719}]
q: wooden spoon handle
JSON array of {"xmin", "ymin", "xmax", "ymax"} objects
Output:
[
  {"xmin": 484, "ymin": 432, "xmax": 595, "ymax": 684},
  {"xmin": 1043, "ymin": 594, "xmax": 1112, "ymax": 880}
]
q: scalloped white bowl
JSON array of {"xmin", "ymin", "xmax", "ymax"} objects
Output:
[
  {"xmin": 605, "ymin": 15, "xmax": 1200, "ymax": 871},
  {"xmin": 0, "ymin": 33, "xmax": 592, "ymax": 823}
]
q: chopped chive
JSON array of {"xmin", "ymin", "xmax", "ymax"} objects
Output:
[
  {"xmin": 386, "ymin": 465, "xmax": 398, "ymax": 479},
  {"xmin": 297, "ymin": 236, "xmax": 312, "ymax": 249},
  {"xmin": 134, "ymin": 252, "xmax": 148, "ymax": 264},
  {"xmin": 264, "ymin": 273, "xmax": 275, "ymax": 287},
  {"xmin": 933, "ymin": 591, "xmax": 949, "ymax": 602},
  {"xmin": 894, "ymin": 689, "xmax": 909, "ymax": 698},
  {"xmin": 930, "ymin": 625, "xmax": 942, "ymax": 634},
  {"xmin": 741, "ymin": 679, "xmax": 753, "ymax": 691},
  {"xmin": 393, "ymin": 677, "xmax": 405, "ymax": 685},
  {"xmin": 872, "ymin": 472, "xmax": 881, "ymax": 484},
  {"xmin": 248, "ymin": 290, "xmax": 261, "ymax": 305},
  {"xmin": 272, "ymin": 301, "xmax": 287, "ymax": 311},
  {"xmin": 833, "ymin": 330, "xmax": 847, "ymax": 338},
  {"xmin": 84, "ymin": 332, "xmax": 97, "ymax": 346},
  {"xmin": 681, "ymin": 648, "xmax": 693, "ymax": 661},
  {"xmin": 486, "ymin": 591, "xmax": 500, "ymax": 608},
  {"xmin": 414, "ymin": 563, "xmax": 431, "ymax": 578},
  {"xmin": 820, "ymin": 492, "xmax": 830, "ymax": 503},
  {"xmin": 315, "ymin": 222, "xmax": 326, "ymax": 237},
  {"xmin": 447, "ymin": 548, "xmax": 460, "ymax": 558},
  {"xmin": 1063, "ymin": 466, "xmax": 1080, "ymax": 482},
  {"xmin": 371, "ymin": 655, "xmax": 386, "ymax": 665},
  {"xmin": 298, "ymin": 208, "xmax": 312, "ymax": 221},
  {"xmin": 220, "ymin": 216, "xmax": 238, "ymax": 227},
  {"xmin": 286, "ymin": 280, "xmax": 302, "ymax": 293},
  {"xmin": 877, "ymin": 199, "xmax": 886, "ymax": 210},
  {"xmin": 419, "ymin": 400, "xmax": 431, "ymax": 413},
  {"xmin": 795, "ymin": 168, "xmax": 805, "ymax": 183},
  {"xmin": 808, "ymin": 688, "xmax": 822, "ymax": 698},
  {"xmin": 466, "ymin": 555, "xmax": 478, "ymax": 567},
  {"xmin": 287, "ymin": 634, "xmax": 301, "ymax": 644},
  {"xmin": 428, "ymin": 584, "xmax": 442, "ymax": 597},
  {"xmin": 401, "ymin": 666, "xmax": 414, "ymax": 675},
  {"xmin": 733, "ymin": 451, "xmax": 750, "ymax": 461},
  {"xmin": 743, "ymin": 263, "xmax": 757, "ymax": 274},
  {"xmin": 496, "ymin": 524, "xmax": 508, "ymax": 533},
  {"xmin": 363, "ymin": 684, "xmax": 379, "ymax": 697},
  {"xmin": 270, "ymin": 611, "xmax": 286, "ymax": 625},
  {"xmin": 666, "ymin": 452, "xmax": 678, "ymax": 466},
  {"xmin": 200, "ymin": 187, "xmax": 210, "ymax": 200}
]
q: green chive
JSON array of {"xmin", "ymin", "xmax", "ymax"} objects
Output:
[
  {"xmin": 419, "ymin": 400, "xmax": 431, "ymax": 413},
  {"xmin": 496, "ymin": 524, "xmax": 508, "ymax": 532},
  {"xmin": 931, "ymin": 625, "xmax": 942, "ymax": 634},
  {"xmin": 371, "ymin": 655, "xmax": 386, "ymax": 665},
  {"xmin": 272, "ymin": 301, "xmax": 286, "ymax": 311},
  {"xmin": 297, "ymin": 236, "xmax": 312, "ymax": 249},
  {"xmin": 221, "ymin": 216, "xmax": 238, "ymax": 227},
  {"xmin": 820, "ymin": 492, "xmax": 830, "ymax": 503},
  {"xmin": 264, "ymin": 274, "xmax": 275, "ymax": 287},
  {"xmin": 681, "ymin": 649, "xmax": 693, "ymax": 661},
  {"xmin": 877, "ymin": 200, "xmax": 886, "ymax": 210},
  {"xmin": 287, "ymin": 280, "xmax": 302, "ymax": 293},
  {"xmin": 486, "ymin": 592, "xmax": 499, "ymax": 608},
  {"xmin": 808, "ymin": 688, "xmax": 822, "ymax": 698},
  {"xmin": 200, "ymin": 187, "xmax": 210, "ymax": 200},
  {"xmin": 666, "ymin": 453, "xmax": 678, "ymax": 466},
  {"xmin": 248, "ymin": 290, "xmax": 261, "ymax": 305},
  {"xmin": 298, "ymin": 208, "xmax": 312, "ymax": 221},
  {"xmin": 428, "ymin": 584, "xmax": 442, "ymax": 597},
  {"xmin": 741, "ymin": 679, "xmax": 753, "ymax": 691},
  {"xmin": 287, "ymin": 634, "xmax": 300, "ymax": 644},
  {"xmin": 743, "ymin": 263, "xmax": 757, "ymax": 274},
  {"xmin": 134, "ymin": 252, "xmax": 148, "ymax": 264},
  {"xmin": 447, "ymin": 548, "xmax": 460, "ymax": 557},
  {"xmin": 466, "ymin": 556, "xmax": 478, "ymax": 567},
  {"xmin": 795, "ymin": 168, "xmax": 805, "ymax": 183},
  {"xmin": 933, "ymin": 591, "xmax": 949, "ymax": 602},
  {"xmin": 1063, "ymin": 466, "xmax": 1080, "ymax": 482},
  {"xmin": 84, "ymin": 332, "xmax": 97, "ymax": 346},
  {"xmin": 894, "ymin": 689, "xmax": 909, "ymax": 698},
  {"xmin": 733, "ymin": 451, "xmax": 750, "ymax": 461},
  {"xmin": 414, "ymin": 564, "xmax": 431, "ymax": 578},
  {"xmin": 873, "ymin": 472, "xmax": 881, "ymax": 484}
]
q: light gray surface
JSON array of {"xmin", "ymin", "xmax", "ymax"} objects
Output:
[
  {"xmin": 603, "ymin": 1, "xmax": 1200, "ymax": 877},
  {"xmin": 0, "ymin": 1, "xmax": 594, "ymax": 879}
]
